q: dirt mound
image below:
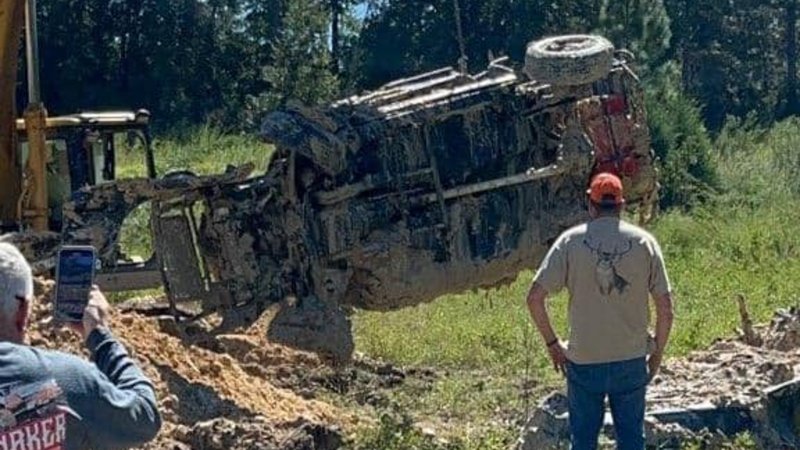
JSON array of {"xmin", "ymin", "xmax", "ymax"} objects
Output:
[{"xmin": 27, "ymin": 280, "xmax": 352, "ymax": 449}]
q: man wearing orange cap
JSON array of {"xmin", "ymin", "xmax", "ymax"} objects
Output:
[{"xmin": 525, "ymin": 172, "xmax": 674, "ymax": 450}]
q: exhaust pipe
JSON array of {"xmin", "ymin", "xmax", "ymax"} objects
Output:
[
  {"xmin": 22, "ymin": 0, "xmax": 48, "ymax": 232},
  {"xmin": 24, "ymin": 0, "xmax": 41, "ymax": 104}
]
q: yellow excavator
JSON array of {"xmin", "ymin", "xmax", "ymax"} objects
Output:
[{"xmin": 1, "ymin": 0, "xmax": 167, "ymax": 292}]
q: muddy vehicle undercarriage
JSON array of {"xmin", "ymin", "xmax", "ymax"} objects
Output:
[{"xmin": 5, "ymin": 35, "xmax": 658, "ymax": 360}]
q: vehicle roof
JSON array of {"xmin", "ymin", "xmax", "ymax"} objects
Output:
[{"xmin": 15, "ymin": 109, "xmax": 151, "ymax": 131}]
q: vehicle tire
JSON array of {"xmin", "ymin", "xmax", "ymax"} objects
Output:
[
  {"xmin": 161, "ymin": 169, "xmax": 199, "ymax": 188},
  {"xmin": 163, "ymin": 169, "xmax": 198, "ymax": 180},
  {"xmin": 524, "ymin": 35, "xmax": 614, "ymax": 86}
]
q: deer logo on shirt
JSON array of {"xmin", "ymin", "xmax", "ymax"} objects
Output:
[{"xmin": 583, "ymin": 239, "xmax": 632, "ymax": 296}]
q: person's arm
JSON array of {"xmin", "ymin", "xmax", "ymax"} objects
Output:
[
  {"xmin": 526, "ymin": 282, "xmax": 567, "ymax": 375},
  {"xmin": 76, "ymin": 288, "xmax": 162, "ymax": 447},
  {"xmin": 648, "ymin": 292, "xmax": 673, "ymax": 379},
  {"xmin": 86, "ymin": 328, "xmax": 161, "ymax": 443},
  {"xmin": 527, "ymin": 235, "xmax": 569, "ymax": 375},
  {"xmin": 648, "ymin": 238, "xmax": 674, "ymax": 380}
]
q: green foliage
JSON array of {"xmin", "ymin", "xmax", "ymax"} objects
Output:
[
  {"xmin": 251, "ymin": 0, "xmax": 339, "ymax": 111},
  {"xmin": 713, "ymin": 116, "xmax": 800, "ymax": 208},
  {"xmin": 33, "ymin": 0, "xmax": 263, "ymax": 129},
  {"xmin": 680, "ymin": 431, "xmax": 759, "ymax": 450},
  {"xmin": 644, "ymin": 64, "xmax": 719, "ymax": 209},
  {"xmin": 356, "ymin": 0, "xmax": 598, "ymax": 88},
  {"xmin": 346, "ymin": 414, "xmax": 456, "ymax": 450},
  {"xmin": 663, "ymin": 0, "xmax": 785, "ymax": 131},
  {"xmin": 598, "ymin": 0, "xmax": 672, "ymax": 68},
  {"xmin": 21, "ymin": 0, "xmax": 800, "ymax": 138},
  {"xmin": 116, "ymin": 126, "xmax": 270, "ymax": 259}
]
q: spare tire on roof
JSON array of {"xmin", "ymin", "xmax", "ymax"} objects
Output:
[{"xmin": 524, "ymin": 35, "xmax": 614, "ymax": 86}]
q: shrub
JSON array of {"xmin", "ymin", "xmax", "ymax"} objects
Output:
[{"xmin": 645, "ymin": 65, "xmax": 719, "ymax": 210}]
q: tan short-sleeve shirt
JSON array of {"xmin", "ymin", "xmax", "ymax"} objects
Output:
[{"xmin": 534, "ymin": 217, "xmax": 671, "ymax": 364}]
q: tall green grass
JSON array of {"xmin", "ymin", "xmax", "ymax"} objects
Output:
[{"xmin": 116, "ymin": 125, "xmax": 271, "ymax": 258}]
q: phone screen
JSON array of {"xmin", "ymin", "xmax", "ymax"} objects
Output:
[{"xmin": 54, "ymin": 246, "xmax": 96, "ymax": 322}]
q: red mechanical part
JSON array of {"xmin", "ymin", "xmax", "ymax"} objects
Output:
[
  {"xmin": 603, "ymin": 95, "xmax": 627, "ymax": 116},
  {"xmin": 621, "ymin": 155, "xmax": 639, "ymax": 177}
]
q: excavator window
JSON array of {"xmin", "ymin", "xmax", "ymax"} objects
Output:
[
  {"xmin": 18, "ymin": 126, "xmax": 121, "ymax": 230},
  {"xmin": 65, "ymin": 128, "xmax": 117, "ymax": 191},
  {"xmin": 19, "ymin": 138, "xmax": 70, "ymax": 230}
]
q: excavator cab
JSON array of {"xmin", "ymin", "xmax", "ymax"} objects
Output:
[{"xmin": 14, "ymin": 110, "xmax": 155, "ymax": 231}]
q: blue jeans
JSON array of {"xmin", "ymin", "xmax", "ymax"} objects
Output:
[{"xmin": 566, "ymin": 357, "xmax": 648, "ymax": 450}]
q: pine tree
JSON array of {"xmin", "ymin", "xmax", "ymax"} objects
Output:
[
  {"xmin": 598, "ymin": 0, "xmax": 672, "ymax": 68},
  {"xmin": 256, "ymin": 0, "xmax": 339, "ymax": 110}
]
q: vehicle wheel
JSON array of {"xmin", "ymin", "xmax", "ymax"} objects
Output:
[
  {"xmin": 524, "ymin": 35, "xmax": 614, "ymax": 86},
  {"xmin": 163, "ymin": 169, "xmax": 198, "ymax": 180},
  {"xmin": 162, "ymin": 169, "xmax": 199, "ymax": 188}
]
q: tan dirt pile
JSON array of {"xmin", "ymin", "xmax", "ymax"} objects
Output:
[{"xmin": 27, "ymin": 279, "xmax": 353, "ymax": 450}]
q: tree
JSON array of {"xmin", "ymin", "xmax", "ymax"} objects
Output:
[
  {"xmin": 254, "ymin": 0, "xmax": 339, "ymax": 111},
  {"xmin": 781, "ymin": 0, "xmax": 799, "ymax": 117},
  {"xmin": 663, "ymin": 0, "xmax": 785, "ymax": 130},
  {"xmin": 356, "ymin": 0, "xmax": 598, "ymax": 88},
  {"xmin": 328, "ymin": 0, "xmax": 359, "ymax": 74},
  {"xmin": 598, "ymin": 0, "xmax": 672, "ymax": 69}
]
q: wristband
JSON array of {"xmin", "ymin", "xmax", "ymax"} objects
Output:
[{"xmin": 546, "ymin": 338, "xmax": 559, "ymax": 348}]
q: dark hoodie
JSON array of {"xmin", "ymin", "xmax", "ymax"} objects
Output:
[{"xmin": 0, "ymin": 328, "xmax": 161, "ymax": 450}]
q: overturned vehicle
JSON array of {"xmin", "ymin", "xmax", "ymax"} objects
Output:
[{"xmin": 6, "ymin": 35, "xmax": 658, "ymax": 359}]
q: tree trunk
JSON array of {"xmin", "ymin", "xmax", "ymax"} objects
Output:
[
  {"xmin": 786, "ymin": 0, "xmax": 798, "ymax": 116},
  {"xmin": 330, "ymin": 0, "xmax": 340, "ymax": 74},
  {"xmin": 680, "ymin": 0, "xmax": 692, "ymax": 92}
]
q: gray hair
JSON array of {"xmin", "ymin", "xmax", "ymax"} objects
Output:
[{"xmin": 0, "ymin": 243, "xmax": 33, "ymax": 318}]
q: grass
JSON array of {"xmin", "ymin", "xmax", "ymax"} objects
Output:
[
  {"xmin": 114, "ymin": 118, "xmax": 800, "ymax": 449},
  {"xmin": 116, "ymin": 125, "xmax": 273, "ymax": 259}
]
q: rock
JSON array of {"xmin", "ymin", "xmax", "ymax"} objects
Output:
[{"xmin": 516, "ymin": 392, "xmax": 570, "ymax": 450}]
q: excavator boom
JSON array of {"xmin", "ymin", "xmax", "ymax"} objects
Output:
[
  {"xmin": 0, "ymin": 0, "xmax": 48, "ymax": 232},
  {"xmin": 0, "ymin": 0, "xmax": 24, "ymax": 227}
]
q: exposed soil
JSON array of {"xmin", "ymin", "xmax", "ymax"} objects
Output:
[
  {"xmin": 33, "ymin": 270, "xmax": 800, "ymax": 450},
  {"xmin": 26, "ymin": 279, "xmax": 382, "ymax": 450}
]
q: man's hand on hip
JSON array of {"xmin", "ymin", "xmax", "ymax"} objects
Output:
[
  {"xmin": 548, "ymin": 340, "xmax": 568, "ymax": 376},
  {"xmin": 647, "ymin": 351, "xmax": 663, "ymax": 381}
]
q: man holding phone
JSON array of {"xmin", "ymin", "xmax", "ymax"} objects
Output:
[{"xmin": 0, "ymin": 243, "xmax": 161, "ymax": 449}]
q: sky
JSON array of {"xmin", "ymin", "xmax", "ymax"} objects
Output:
[{"xmin": 354, "ymin": 2, "xmax": 368, "ymax": 19}]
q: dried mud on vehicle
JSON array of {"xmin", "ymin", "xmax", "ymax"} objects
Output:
[{"xmin": 187, "ymin": 34, "xmax": 659, "ymax": 359}]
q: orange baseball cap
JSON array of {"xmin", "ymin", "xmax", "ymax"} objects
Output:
[{"xmin": 587, "ymin": 172, "xmax": 624, "ymax": 205}]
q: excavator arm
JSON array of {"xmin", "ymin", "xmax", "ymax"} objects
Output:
[
  {"xmin": 0, "ymin": 0, "xmax": 50, "ymax": 232},
  {"xmin": 0, "ymin": 0, "xmax": 24, "ymax": 227}
]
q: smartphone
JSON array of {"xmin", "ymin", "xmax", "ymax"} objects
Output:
[{"xmin": 54, "ymin": 246, "xmax": 97, "ymax": 322}]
